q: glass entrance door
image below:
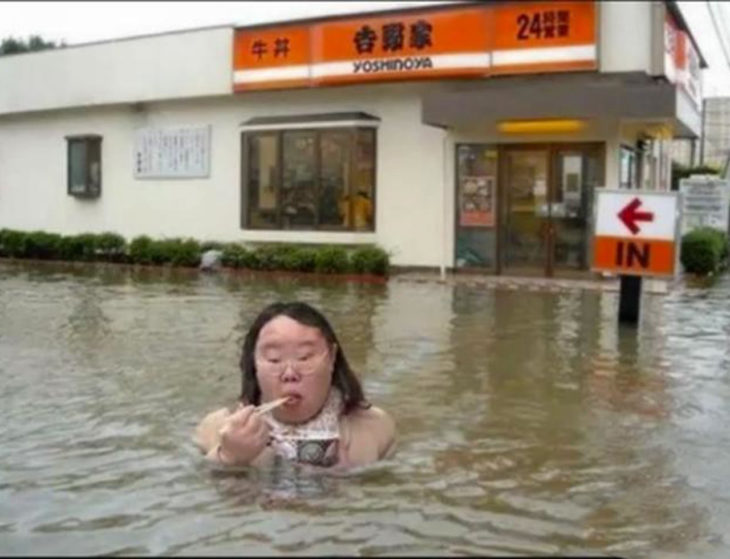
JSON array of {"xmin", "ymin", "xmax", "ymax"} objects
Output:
[
  {"xmin": 500, "ymin": 144, "xmax": 604, "ymax": 276},
  {"xmin": 501, "ymin": 149, "xmax": 550, "ymax": 275},
  {"xmin": 551, "ymin": 147, "xmax": 603, "ymax": 272}
]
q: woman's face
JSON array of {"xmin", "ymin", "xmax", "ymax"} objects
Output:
[{"xmin": 254, "ymin": 315, "xmax": 335, "ymax": 424}]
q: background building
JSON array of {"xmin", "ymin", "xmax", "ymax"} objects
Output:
[{"xmin": 0, "ymin": 1, "xmax": 710, "ymax": 277}]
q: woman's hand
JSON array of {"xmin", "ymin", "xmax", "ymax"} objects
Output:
[{"xmin": 216, "ymin": 405, "xmax": 270, "ymax": 466}]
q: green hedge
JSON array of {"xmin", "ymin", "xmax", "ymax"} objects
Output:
[
  {"xmin": 680, "ymin": 227, "xmax": 729, "ymax": 275},
  {"xmin": 0, "ymin": 229, "xmax": 390, "ymax": 276},
  {"xmin": 671, "ymin": 162, "xmax": 721, "ymax": 191}
]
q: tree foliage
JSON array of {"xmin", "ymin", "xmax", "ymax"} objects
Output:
[{"xmin": 0, "ymin": 35, "xmax": 65, "ymax": 56}]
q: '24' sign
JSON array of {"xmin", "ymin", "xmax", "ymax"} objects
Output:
[{"xmin": 516, "ymin": 10, "xmax": 571, "ymax": 40}]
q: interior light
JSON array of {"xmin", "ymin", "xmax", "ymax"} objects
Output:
[{"xmin": 497, "ymin": 119, "xmax": 587, "ymax": 134}]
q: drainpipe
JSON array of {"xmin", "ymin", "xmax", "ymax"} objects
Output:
[
  {"xmin": 441, "ymin": 128, "xmax": 450, "ymax": 281},
  {"xmin": 699, "ymin": 97, "xmax": 706, "ymax": 165}
]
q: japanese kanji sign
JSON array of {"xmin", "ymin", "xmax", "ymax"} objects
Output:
[
  {"xmin": 233, "ymin": 25, "xmax": 311, "ymax": 90},
  {"xmin": 134, "ymin": 126, "xmax": 211, "ymax": 179},
  {"xmin": 492, "ymin": 1, "xmax": 596, "ymax": 73},
  {"xmin": 664, "ymin": 12, "xmax": 702, "ymax": 109},
  {"xmin": 232, "ymin": 1, "xmax": 597, "ymax": 91},
  {"xmin": 592, "ymin": 190, "xmax": 680, "ymax": 277}
]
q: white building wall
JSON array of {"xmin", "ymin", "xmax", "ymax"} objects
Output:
[
  {"xmin": 599, "ymin": 1, "xmax": 654, "ymax": 74},
  {"xmin": 0, "ymin": 26, "xmax": 233, "ymax": 116},
  {"xmin": 0, "ymin": 83, "xmax": 446, "ymax": 267}
]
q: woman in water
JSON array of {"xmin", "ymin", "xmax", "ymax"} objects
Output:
[{"xmin": 194, "ymin": 301, "xmax": 395, "ymax": 469}]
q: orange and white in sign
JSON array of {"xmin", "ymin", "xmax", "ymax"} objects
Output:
[{"xmin": 592, "ymin": 190, "xmax": 679, "ymax": 277}]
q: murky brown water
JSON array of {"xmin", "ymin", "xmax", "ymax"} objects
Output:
[{"xmin": 1, "ymin": 260, "xmax": 729, "ymax": 557}]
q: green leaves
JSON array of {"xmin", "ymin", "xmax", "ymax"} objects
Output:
[{"xmin": 0, "ymin": 229, "xmax": 390, "ymax": 276}]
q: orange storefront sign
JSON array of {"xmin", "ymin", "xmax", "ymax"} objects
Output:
[
  {"xmin": 232, "ymin": 1, "xmax": 598, "ymax": 91},
  {"xmin": 491, "ymin": 1, "xmax": 597, "ymax": 75},
  {"xmin": 593, "ymin": 236, "xmax": 676, "ymax": 276},
  {"xmin": 233, "ymin": 25, "xmax": 311, "ymax": 91},
  {"xmin": 311, "ymin": 7, "xmax": 491, "ymax": 85},
  {"xmin": 664, "ymin": 11, "xmax": 702, "ymax": 108}
]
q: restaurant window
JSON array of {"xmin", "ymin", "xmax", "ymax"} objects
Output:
[
  {"xmin": 242, "ymin": 115, "xmax": 377, "ymax": 231},
  {"xmin": 619, "ymin": 145, "xmax": 637, "ymax": 189},
  {"xmin": 66, "ymin": 135, "xmax": 101, "ymax": 198}
]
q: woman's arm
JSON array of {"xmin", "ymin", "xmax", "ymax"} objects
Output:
[
  {"xmin": 193, "ymin": 406, "xmax": 276, "ymax": 468},
  {"xmin": 340, "ymin": 406, "xmax": 396, "ymax": 467},
  {"xmin": 193, "ymin": 407, "xmax": 231, "ymax": 454}
]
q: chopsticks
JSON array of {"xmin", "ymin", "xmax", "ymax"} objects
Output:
[{"xmin": 253, "ymin": 396, "xmax": 290, "ymax": 415}]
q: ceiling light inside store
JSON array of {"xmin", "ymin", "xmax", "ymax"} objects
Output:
[{"xmin": 498, "ymin": 119, "xmax": 587, "ymax": 134}]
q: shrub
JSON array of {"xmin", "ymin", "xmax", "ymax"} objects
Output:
[
  {"xmin": 712, "ymin": 229, "xmax": 730, "ymax": 262},
  {"xmin": 238, "ymin": 247, "xmax": 260, "ymax": 269},
  {"xmin": 350, "ymin": 245, "xmax": 390, "ymax": 276},
  {"xmin": 171, "ymin": 238, "xmax": 201, "ymax": 267},
  {"xmin": 0, "ymin": 228, "xmax": 392, "ymax": 277},
  {"xmin": 681, "ymin": 227, "xmax": 728, "ymax": 275},
  {"xmin": 151, "ymin": 238, "xmax": 201, "ymax": 267},
  {"xmin": 284, "ymin": 247, "xmax": 317, "ymax": 272},
  {"xmin": 60, "ymin": 233, "xmax": 98, "ymax": 261},
  {"xmin": 59, "ymin": 235, "xmax": 84, "ymax": 261},
  {"xmin": 314, "ymin": 245, "xmax": 349, "ymax": 274},
  {"xmin": 672, "ymin": 162, "xmax": 721, "ymax": 191},
  {"xmin": 26, "ymin": 231, "xmax": 63, "ymax": 260},
  {"xmin": 221, "ymin": 243, "xmax": 247, "ymax": 268},
  {"xmin": 254, "ymin": 244, "xmax": 284, "ymax": 271},
  {"xmin": 200, "ymin": 240, "xmax": 225, "ymax": 252},
  {"xmin": 129, "ymin": 237, "xmax": 201, "ymax": 267},
  {"xmin": 129, "ymin": 235, "xmax": 155, "ymax": 265},
  {"xmin": 252, "ymin": 244, "xmax": 316, "ymax": 272},
  {"xmin": 0, "ymin": 229, "xmax": 28, "ymax": 257},
  {"xmin": 96, "ymin": 232, "xmax": 127, "ymax": 262}
]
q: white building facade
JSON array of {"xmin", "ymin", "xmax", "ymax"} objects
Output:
[{"xmin": 0, "ymin": 1, "xmax": 706, "ymax": 276}]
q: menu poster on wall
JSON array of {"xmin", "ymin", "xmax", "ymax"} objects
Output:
[
  {"xmin": 459, "ymin": 175, "xmax": 495, "ymax": 227},
  {"xmin": 134, "ymin": 126, "xmax": 211, "ymax": 179}
]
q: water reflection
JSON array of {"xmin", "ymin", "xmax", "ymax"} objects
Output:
[{"xmin": 0, "ymin": 260, "xmax": 729, "ymax": 557}]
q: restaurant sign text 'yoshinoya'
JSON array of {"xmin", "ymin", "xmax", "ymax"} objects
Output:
[{"xmin": 233, "ymin": 1, "xmax": 597, "ymax": 91}]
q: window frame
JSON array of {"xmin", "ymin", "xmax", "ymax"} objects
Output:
[
  {"xmin": 66, "ymin": 134, "xmax": 102, "ymax": 199},
  {"xmin": 619, "ymin": 144, "xmax": 637, "ymax": 189},
  {"xmin": 241, "ymin": 125, "xmax": 377, "ymax": 232}
]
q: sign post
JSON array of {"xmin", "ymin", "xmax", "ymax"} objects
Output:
[{"xmin": 592, "ymin": 190, "xmax": 680, "ymax": 325}]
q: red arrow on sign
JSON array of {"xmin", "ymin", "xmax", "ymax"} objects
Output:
[{"xmin": 618, "ymin": 197, "xmax": 654, "ymax": 235}]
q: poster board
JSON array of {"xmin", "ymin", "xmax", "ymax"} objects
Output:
[
  {"xmin": 680, "ymin": 175, "xmax": 730, "ymax": 234},
  {"xmin": 134, "ymin": 125, "xmax": 211, "ymax": 179},
  {"xmin": 459, "ymin": 175, "xmax": 495, "ymax": 227}
]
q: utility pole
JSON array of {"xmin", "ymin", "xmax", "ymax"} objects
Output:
[{"xmin": 699, "ymin": 97, "xmax": 707, "ymax": 166}]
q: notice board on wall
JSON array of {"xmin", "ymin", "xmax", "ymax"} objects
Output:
[{"xmin": 134, "ymin": 125, "xmax": 211, "ymax": 179}]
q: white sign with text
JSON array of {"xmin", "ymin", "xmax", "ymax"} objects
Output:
[{"xmin": 134, "ymin": 125, "xmax": 211, "ymax": 179}]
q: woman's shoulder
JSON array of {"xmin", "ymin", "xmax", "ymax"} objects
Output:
[
  {"xmin": 347, "ymin": 404, "xmax": 394, "ymax": 428},
  {"xmin": 342, "ymin": 404, "xmax": 396, "ymax": 458}
]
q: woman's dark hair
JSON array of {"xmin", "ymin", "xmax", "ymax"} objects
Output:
[{"xmin": 239, "ymin": 301, "xmax": 369, "ymax": 415}]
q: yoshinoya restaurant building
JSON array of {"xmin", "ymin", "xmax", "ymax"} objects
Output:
[{"xmin": 0, "ymin": 1, "xmax": 706, "ymax": 277}]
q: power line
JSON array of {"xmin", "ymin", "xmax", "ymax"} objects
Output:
[{"xmin": 706, "ymin": 0, "xmax": 730, "ymax": 69}]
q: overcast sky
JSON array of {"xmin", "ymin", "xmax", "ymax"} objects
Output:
[{"xmin": 2, "ymin": 1, "xmax": 730, "ymax": 97}]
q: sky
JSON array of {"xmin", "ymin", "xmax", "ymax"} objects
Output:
[{"xmin": 1, "ymin": 1, "xmax": 730, "ymax": 97}]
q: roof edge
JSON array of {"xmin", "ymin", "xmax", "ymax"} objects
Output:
[{"xmin": 666, "ymin": 0, "xmax": 709, "ymax": 69}]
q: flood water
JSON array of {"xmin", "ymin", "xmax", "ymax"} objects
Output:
[{"xmin": 1, "ymin": 260, "xmax": 729, "ymax": 557}]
